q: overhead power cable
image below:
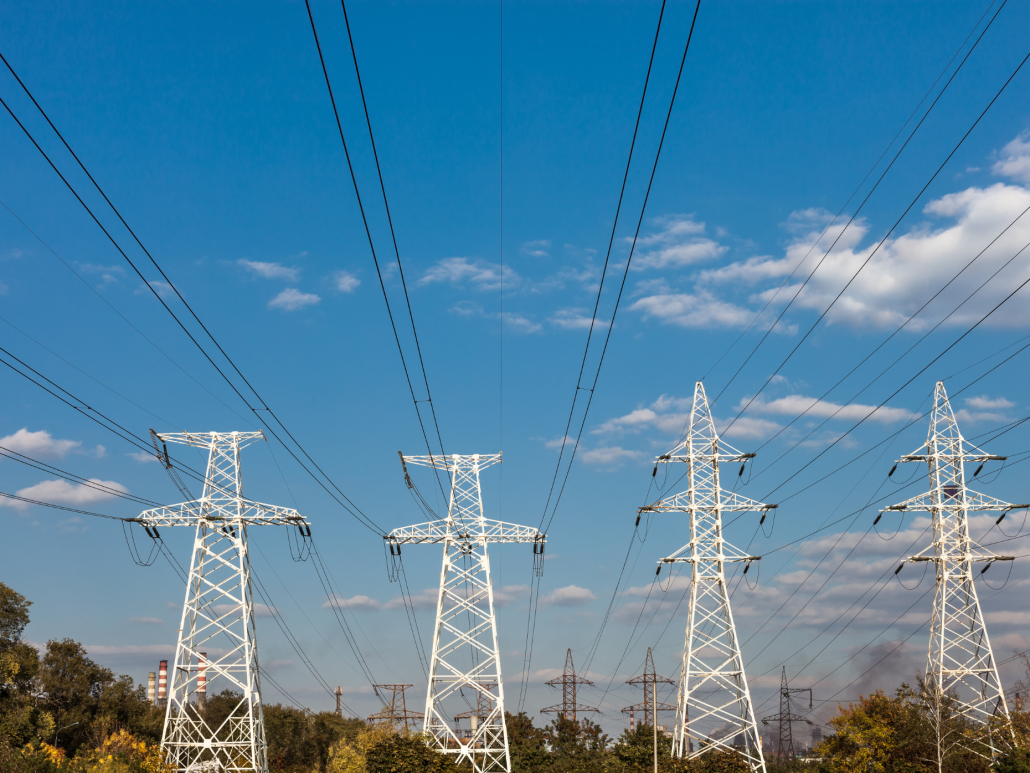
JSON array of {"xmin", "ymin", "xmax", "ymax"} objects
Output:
[
  {"xmin": 0, "ymin": 53, "xmax": 383, "ymax": 535},
  {"xmin": 302, "ymin": 0, "xmax": 450, "ymax": 499},
  {"xmin": 541, "ymin": 0, "xmax": 703, "ymax": 535},
  {"xmin": 718, "ymin": 10, "xmax": 1027, "ymax": 433}
]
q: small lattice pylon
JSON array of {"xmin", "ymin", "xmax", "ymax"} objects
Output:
[
  {"xmin": 760, "ymin": 668, "xmax": 811, "ymax": 758},
  {"xmin": 882, "ymin": 381, "xmax": 1028, "ymax": 758},
  {"xmin": 622, "ymin": 648, "xmax": 675, "ymax": 732},
  {"xmin": 455, "ymin": 684, "xmax": 497, "ymax": 739},
  {"xmin": 541, "ymin": 649, "xmax": 599, "ymax": 722},
  {"xmin": 367, "ymin": 685, "xmax": 424, "ymax": 732}
]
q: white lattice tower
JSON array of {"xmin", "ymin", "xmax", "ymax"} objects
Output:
[
  {"xmin": 136, "ymin": 432, "xmax": 309, "ymax": 773},
  {"xmin": 640, "ymin": 382, "xmax": 772, "ymax": 771},
  {"xmin": 387, "ymin": 453, "xmax": 545, "ymax": 773},
  {"xmin": 882, "ymin": 382, "xmax": 1026, "ymax": 756}
]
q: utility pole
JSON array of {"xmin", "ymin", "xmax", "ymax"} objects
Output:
[
  {"xmin": 641, "ymin": 382, "xmax": 773, "ymax": 772},
  {"xmin": 622, "ymin": 648, "xmax": 675, "ymax": 731},
  {"xmin": 761, "ymin": 668, "xmax": 811, "ymax": 759},
  {"xmin": 883, "ymin": 381, "xmax": 1025, "ymax": 758},
  {"xmin": 541, "ymin": 649, "xmax": 599, "ymax": 722},
  {"xmin": 368, "ymin": 685, "xmax": 424, "ymax": 731},
  {"xmin": 135, "ymin": 431, "xmax": 309, "ymax": 773},
  {"xmin": 386, "ymin": 453, "xmax": 545, "ymax": 773}
]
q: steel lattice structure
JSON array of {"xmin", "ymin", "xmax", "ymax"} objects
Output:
[
  {"xmin": 761, "ymin": 668, "xmax": 811, "ymax": 759},
  {"xmin": 540, "ymin": 649, "xmax": 599, "ymax": 721},
  {"xmin": 368, "ymin": 684, "xmax": 424, "ymax": 731},
  {"xmin": 641, "ymin": 382, "xmax": 772, "ymax": 771},
  {"xmin": 882, "ymin": 382, "xmax": 1027, "ymax": 757},
  {"xmin": 386, "ymin": 453, "xmax": 545, "ymax": 773},
  {"xmin": 622, "ymin": 648, "xmax": 675, "ymax": 731},
  {"xmin": 136, "ymin": 431, "xmax": 308, "ymax": 773}
]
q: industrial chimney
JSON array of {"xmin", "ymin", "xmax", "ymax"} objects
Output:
[
  {"xmin": 197, "ymin": 652, "xmax": 207, "ymax": 709},
  {"xmin": 147, "ymin": 672, "xmax": 156, "ymax": 705},
  {"xmin": 158, "ymin": 660, "xmax": 168, "ymax": 707}
]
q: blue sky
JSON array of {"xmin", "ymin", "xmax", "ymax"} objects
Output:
[{"xmin": 4, "ymin": 0, "xmax": 1030, "ymax": 737}]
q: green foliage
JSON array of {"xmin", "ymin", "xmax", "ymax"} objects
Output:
[
  {"xmin": 996, "ymin": 747, "xmax": 1030, "ymax": 773},
  {"xmin": 611, "ymin": 723, "xmax": 671, "ymax": 771},
  {"xmin": 361, "ymin": 730, "xmax": 460, "ymax": 773}
]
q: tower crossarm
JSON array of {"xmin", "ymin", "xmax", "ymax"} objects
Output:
[
  {"xmin": 386, "ymin": 518, "xmax": 543, "ymax": 545},
  {"xmin": 135, "ymin": 499, "xmax": 308, "ymax": 528},
  {"xmin": 157, "ymin": 430, "xmax": 266, "ymax": 450},
  {"xmin": 402, "ymin": 453, "xmax": 502, "ymax": 472},
  {"xmin": 623, "ymin": 702, "xmax": 677, "ymax": 713},
  {"xmin": 660, "ymin": 541, "xmax": 760, "ymax": 565},
  {"xmin": 882, "ymin": 491, "xmax": 1029, "ymax": 515},
  {"xmin": 639, "ymin": 490, "xmax": 776, "ymax": 514}
]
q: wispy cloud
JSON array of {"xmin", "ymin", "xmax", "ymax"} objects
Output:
[
  {"xmin": 579, "ymin": 445, "xmax": 641, "ymax": 467},
  {"xmin": 269, "ymin": 288, "xmax": 320, "ymax": 311},
  {"xmin": 549, "ymin": 308, "xmax": 609, "ymax": 331},
  {"xmin": 0, "ymin": 478, "xmax": 128, "ymax": 511},
  {"xmin": 0, "ymin": 428, "xmax": 80, "ymax": 459},
  {"xmin": 238, "ymin": 259, "xmax": 300, "ymax": 282},
  {"xmin": 334, "ymin": 270, "xmax": 360, "ymax": 293},
  {"xmin": 540, "ymin": 585, "xmax": 596, "ymax": 607},
  {"xmin": 323, "ymin": 594, "xmax": 380, "ymax": 611},
  {"xmin": 521, "ymin": 240, "xmax": 551, "ymax": 257}
]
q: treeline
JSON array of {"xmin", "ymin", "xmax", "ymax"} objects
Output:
[{"xmin": 6, "ymin": 579, "xmax": 1030, "ymax": 772}]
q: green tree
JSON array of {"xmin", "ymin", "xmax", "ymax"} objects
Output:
[
  {"xmin": 611, "ymin": 723, "xmax": 671, "ymax": 771},
  {"xmin": 0, "ymin": 583, "xmax": 48, "ymax": 748},
  {"xmin": 362, "ymin": 730, "xmax": 460, "ymax": 773},
  {"xmin": 506, "ymin": 711, "xmax": 549, "ymax": 772}
]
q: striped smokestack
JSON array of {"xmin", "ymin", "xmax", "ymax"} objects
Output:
[
  {"xmin": 158, "ymin": 660, "xmax": 168, "ymax": 706},
  {"xmin": 147, "ymin": 672, "xmax": 156, "ymax": 704},
  {"xmin": 197, "ymin": 652, "xmax": 207, "ymax": 709}
]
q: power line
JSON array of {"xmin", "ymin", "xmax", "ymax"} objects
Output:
[
  {"xmin": 541, "ymin": 0, "xmax": 703, "ymax": 536},
  {"xmin": 0, "ymin": 55, "xmax": 383, "ymax": 536}
]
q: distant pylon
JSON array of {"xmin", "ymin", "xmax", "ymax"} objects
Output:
[
  {"xmin": 136, "ymin": 431, "xmax": 309, "ymax": 773},
  {"xmin": 541, "ymin": 649, "xmax": 599, "ymax": 722},
  {"xmin": 641, "ymin": 382, "xmax": 773, "ymax": 771},
  {"xmin": 368, "ymin": 684, "xmax": 424, "ymax": 731},
  {"xmin": 622, "ymin": 648, "xmax": 675, "ymax": 731},
  {"xmin": 386, "ymin": 453, "xmax": 545, "ymax": 773},
  {"xmin": 883, "ymin": 381, "xmax": 1026, "ymax": 757},
  {"xmin": 455, "ymin": 683, "xmax": 497, "ymax": 739},
  {"xmin": 760, "ymin": 668, "xmax": 811, "ymax": 758}
]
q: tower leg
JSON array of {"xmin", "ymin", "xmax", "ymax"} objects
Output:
[{"xmin": 163, "ymin": 522, "xmax": 266, "ymax": 773}]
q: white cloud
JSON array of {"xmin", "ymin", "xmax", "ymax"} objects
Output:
[
  {"xmin": 501, "ymin": 312, "xmax": 542, "ymax": 333},
  {"xmin": 323, "ymin": 594, "xmax": 381, "ymax": 611},
  {"xmin": 580, "ymin": 445, "xmax": 642, "ymax": 466},
  {"xmin": 631, "ymin": 215, "xmax": 727, "ymax": 270},
  {"xmin": 334, "ymin": 270, "xmax": 360, "ymax": 293},
  {"xmin": 238, "ymin": 259, "xmax": 300, "ymax": 282},
  {"xmin": 0, "ymin": 428, "xmax": 80, "ymax": 459},
  {"xmin": 136, "ymin": 280, "xmax": 174, "ymax": 298},
  {"xmin": 0, "ymin": 478, "xmax": 128, "ymax": 510},
  {"xmin": 418, "ymin": 257, "xmax": 516, "ymax": 291},
  {"xmin": 521, "ymin": 240, "xmax": 551, "ymax": 257},
  {"xmin": 738, "ymin": 394, "xmax": 920, "ymax": 424},
  {"xmin": 993, "ymin": 131, "xmax": 1030, "ymax": 184},
  {"xmin": 549, "ymin": 308, "xmax": 610, "ymax": 330},
  {"xmin": 386, "ymin": 587, "xmax": 438, "ymax": 610},
  {"xmin": 128, "ymin": 616, "xmax": 163, "ymax": 625},
  {"xmin": 127, "ymin": 451, "xmax": 161, "ymax": 463},
  {"xmin": 594, "ymin": 394, "xmax": 783, "ymax": 442},
  {"xmin": 494, "ymin": 584, "xmax": 532, "ymax": 607},
  {"xmin": 695, "ymin": 177, "xmax": 1030, "ymax": 330},
  {"xmin": 212, "ymin": 603, "xmax": 276, "ymax": 617},
  {"xmin": 545, "ymin": 435, "xmax": 576, "ymax": 449},
  {"xmin": 630, "ymin": 290, "xmax": 755, "ymax": 329},
  {"xmin": 269, "ymin": 288, "xmax": 320, "ymax": 311},
  {"xmin": 965, "ymin": 395, "xmax": 1014, "ymax": 410},
  {"xmin": 540, "ymin": 584, "xmax": 596, "ymax": 607},
  {"xmin": 715, "ymin": 416, "xmax": 782, "ymax": 440}
]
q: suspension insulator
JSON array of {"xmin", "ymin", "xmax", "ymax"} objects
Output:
[
  {"xmin": 652, "ymin": 465, "xmax": 658, "ymax": 478},
  {"xmin": 635, "ymin": 514, "xmax": 641, "ymax": 527},
  {"xmin": 981, "ymin": 562, "xmax": 992, "ymax": 575},
  {"xmin": 743, "ymin": 563, "xmax": 750, "ymax": 575},
  {"xmin": 873, "ymin": 514, "xmax": 882, "ymax": 526},
  {"xmin": 894, "ymin": 563, "xmax": 904, "ymax": 575},
  {"xmin": 759, "ymin": 513, "xmax": 766, "ymax": 525},
  {"xmin": 974, "ymin": 463, "xmax": 984, "ymax": 477},
  {"xmin": 997, "ymin": 512, "xmax": 1008, "ymax": 525},
  {"xmin": 656, "ymin": 565, "xmax": 661, "ymax": 576},
  {"xmin": 739, "ymin": 463, "xmax": 746, "ymax": 477},
  {"xmin": 888, "ymin": 464, "xmax": 897, "ymax": 478},
  {"xmin": 163, "ymin": 443, "xmax": 172, "ymax": 470}
]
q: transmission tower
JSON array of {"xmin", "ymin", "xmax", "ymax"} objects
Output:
[
  {"xmin": 761, "ymin": 668, "xmax": 811, "ymax": 759},
  {"xmin": 135, "ymin": 431, "xmax": 309, "ymax": 773},
  {"xmin": 883, "ymin": 381, "xmax": 1026, "ymax": 756},
  {"xmin": 368, "ymin": 684, "xmax": 424, "ymax": 731},
  {"xmin": 622, "ymin": 648, "xmax": 675, "ymax": 732},
  {"xmin": 386, "ymin": 453, "xmax": 545, "ymax": 773},
  {"xmin": 541, "ymin": 649, "xmax": 599, "ymax": 721},
  {"xmin": 640, "ymin": 381, "xmax": 773, "ymax": 772},
  {"xmin": 455, "ymin": 683, "xmax": 497, "ymax": 740}
]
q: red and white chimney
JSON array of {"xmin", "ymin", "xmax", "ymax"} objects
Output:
[
  {"xmin": 147, "ymin": 672, "xmax": 156, "ymax": 704},
  {"xmin": 197, "ymin": 652, "xmax": 207, "ymax": 708},
  {"xmin": 158, "ymin": 660, "xmax": 168, "ymax": 706}
]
